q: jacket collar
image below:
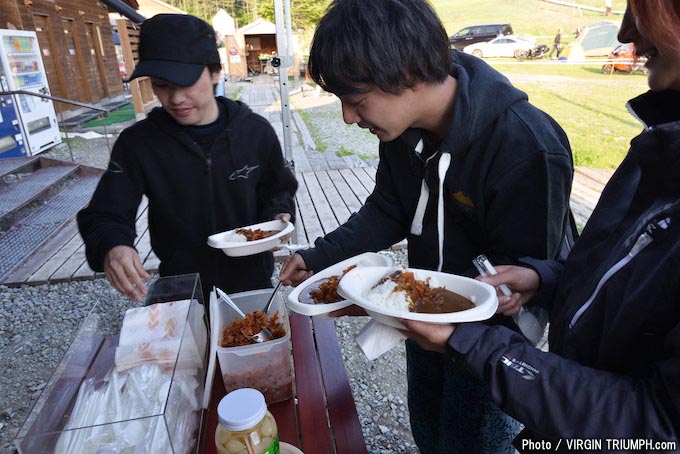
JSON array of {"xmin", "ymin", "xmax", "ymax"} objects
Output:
[
  {"xmin": 627, "ymin": 90, "xmax": 680, "ymax": 129},
  {"xmin": 627, "ymin": 90, "xmax": 680, "ymax": 196}
]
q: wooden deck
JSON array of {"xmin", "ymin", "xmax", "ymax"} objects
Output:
[{"xmin": 3, "ymin": 163, "xmax": 610, "ymax": 286}]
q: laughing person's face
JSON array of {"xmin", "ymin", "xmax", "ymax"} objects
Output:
[{"xmin": 618, "ymin": 2, "xmax": 680, "ymax": 92}]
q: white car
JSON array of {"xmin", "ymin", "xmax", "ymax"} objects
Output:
[{"xmin": 463, "ymin": 35, "xmax": 536, "ymax": 59}]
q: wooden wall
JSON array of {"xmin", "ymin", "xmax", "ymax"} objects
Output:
[{"xmin": 1, "ymin": 0, "xmax": 125, "ymax": 113}]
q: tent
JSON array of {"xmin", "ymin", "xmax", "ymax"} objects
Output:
[{"xmin": 574, "ymin": 21, "xmax": 621, "ymax": 56}]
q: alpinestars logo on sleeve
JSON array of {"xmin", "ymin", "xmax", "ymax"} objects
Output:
[{"xmin": 229, "ymin": 164, "xmax": 259, "ymax": 180}]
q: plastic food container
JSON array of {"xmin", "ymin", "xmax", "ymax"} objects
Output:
[{"xmin": 216, "ymin": 289, "xmax": 293, "ymax": 405}]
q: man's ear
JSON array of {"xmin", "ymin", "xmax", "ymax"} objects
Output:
[{"xmin": 210, "ymin": 70, "xmax": 222, "ymax": 85}]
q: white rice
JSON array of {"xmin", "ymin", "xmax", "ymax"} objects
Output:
[
  {"xmin": 364, "ymin": 279, "xmax": 412, "ymax": 312},
  {"xmin": 222, "ymin": 232, "xmax": 248, "ymax": 243},
  {"xmin": 363, "ymin": 272, "xmax": 443, "ymax": 312}
]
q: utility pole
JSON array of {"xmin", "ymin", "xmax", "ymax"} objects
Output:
[{"xmin": 273, "ymin": 0, "xmax": 293, "ymax": 168}]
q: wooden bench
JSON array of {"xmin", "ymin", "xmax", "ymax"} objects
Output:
[{"xmin": 202, "ymin": 314, "xmax": 367, "ymax": 453}]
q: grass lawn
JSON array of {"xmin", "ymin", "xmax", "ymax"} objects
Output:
[
  {"xmin": 82, "ymin": 103, "xmax": 134, "ymax": 128},
  {"xmin": 488, "ymin": 60, "xmax": 648, "ymax": 167}
]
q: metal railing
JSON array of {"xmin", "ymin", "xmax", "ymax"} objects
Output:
[{"xmin": 0, "ymin": 89, "xmax": 113, "ymax": 161}]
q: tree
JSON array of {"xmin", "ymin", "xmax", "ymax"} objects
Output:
[{"xmin": 254, "ymin": 0, "xmax": 330, "ymax": 32}]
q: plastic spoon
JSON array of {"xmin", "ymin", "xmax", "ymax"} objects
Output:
[
  {"xmin": 472, "ymin": 255, "xmax": 545, "ymax": 345},
  {"xmin": 215, "ymin": 287, "xmax": 247, "ymax": 319}
]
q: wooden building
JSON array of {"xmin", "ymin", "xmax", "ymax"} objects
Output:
[{"xmin": 1, "ymin": 0, "xmax": 132, "ymax": 113}]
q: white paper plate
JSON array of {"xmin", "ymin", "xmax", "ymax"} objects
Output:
[
  {"xmin": 337, "ymin": 266, "xmax": 498, "ymax": 328},
  {"xmin": 207, "ymin": 220, "xmax": 295, "ymax": 257},
  {"xmin": 286, "ymin": 253, "xmax": 393, "ymax": 318}
]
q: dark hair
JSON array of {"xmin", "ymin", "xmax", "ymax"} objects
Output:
[
  {"xmin": 208, "ymin": 63, "xmax": 222, "ymax": 75},
  {"xmin": 630, "ymin": 0, "xmax": 680, "ymax": 52},
  {"xmin": 308, "ymin": 0, "xmax": 451, "ymax": 96}
]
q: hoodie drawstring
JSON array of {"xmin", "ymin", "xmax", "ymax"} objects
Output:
[
  {"xmin": 408, "ymin": 142, "xmax": 452, "ymax": 272},
  {"xmin": 410, "ymin": 139, "xmax": 428, "ymax": 236},
  {"xmin": 437, "ymin": 153, "xmax": 451, "ymax": 271}
]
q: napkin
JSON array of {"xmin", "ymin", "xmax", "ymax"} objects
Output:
[
  {"xmin": 115, "ymin": 300, "xmax": 206, "ymax": 372},
  {"xmin": 355, "ymin": 319, "xmax": 406, "ymax": 361}
]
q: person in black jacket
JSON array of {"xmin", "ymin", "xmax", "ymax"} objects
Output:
[
  {"xmin": 403, "ymin": 0, "xmax": 680, "ymax": 451},
  {"xmin": 548, "ymin": 29, "xmax": 563, "ymax": 59},
  {"xmin": 77, "ymin": 14, "xmax": 297, "ymax": 302},
  {"xmin": 279, "ymin": 0, "xmax": 575, "ymax": 452}
]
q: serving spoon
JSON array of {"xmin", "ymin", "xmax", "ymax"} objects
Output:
[{"xmin": 216, "ymin": 287, "xmax": 273, "ymax": 343}]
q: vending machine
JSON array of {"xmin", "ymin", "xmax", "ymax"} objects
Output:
[
  {"xmin": 0, "ymin": 29, "xmax": 61, "ymax": 155},
  {"xmin": 0, "ymin": 69, "xmax": 27, "ymax": 158}
]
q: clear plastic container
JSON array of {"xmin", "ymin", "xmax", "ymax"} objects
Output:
[
  {"xmin": 215, "ymin": 388, "xmax": 279, "ymax": 454},
  {"xmin": 216, "ymin": 289, "xmax": 293, "ymax": 404}
]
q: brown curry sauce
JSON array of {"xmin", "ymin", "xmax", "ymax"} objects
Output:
[{"xmin": 383, "ymin": 270, "xmax": 475, "ymax": 314}]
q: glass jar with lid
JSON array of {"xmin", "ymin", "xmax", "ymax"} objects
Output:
[{"xmin": 215, "ymin": 388, "xmax": 280, "ymax": 454}]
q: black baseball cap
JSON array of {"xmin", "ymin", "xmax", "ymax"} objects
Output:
[{"xmin": 129, "ymin": 14, "xmax": 220, "ymax": 86}]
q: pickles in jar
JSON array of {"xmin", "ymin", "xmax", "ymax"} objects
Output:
[{"xmin": 216, "ymin": 389, "xmax": 280, "ymax": 454}]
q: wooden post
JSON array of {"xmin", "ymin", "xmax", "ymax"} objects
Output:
[{"xmin": 116, "ymin": 18, "xmax": 159, "ymax": 119}]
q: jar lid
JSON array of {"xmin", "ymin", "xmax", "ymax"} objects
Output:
[{"xmin": 217, "ymin": 388, "xmax": 267, "ymax": 431}]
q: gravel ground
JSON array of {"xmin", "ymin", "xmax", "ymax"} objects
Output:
[{"xmin": 0, "ymin": 82, "xmax": 418, "ymax": 454}]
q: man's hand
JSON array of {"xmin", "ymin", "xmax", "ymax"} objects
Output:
[
  {"xmin": 279, "ymin": 253, "xmax": 312, "ymax": 286},
  {"xmin": 479, "ymin": 265, "xmax": 540, "ymax": 317},
  {"xmin": 273, "ymin": 213, "xmax": 293, "ymax": 244},
  {"xmin": 104, "ymin": 245, "xmax": 150, "ymax": 301},
  {"xmin": 399, "ymin": 319, "xmax": 456, "ymax": 354}
]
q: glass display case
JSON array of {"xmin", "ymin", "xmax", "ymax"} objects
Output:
[{"xmin": 13, "ymin": 274, "xmax": 209, "ymax": 454}]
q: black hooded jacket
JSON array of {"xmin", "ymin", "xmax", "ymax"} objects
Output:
[
  {"xmin": 78, "ymin": 97, "xmax": 297, "ymax": 296},
  {"xmin": 448, "ymin": 90, "xmax": 680, "ymax": 450},
  {"xmin": 299, "ymin": 51, "xmax": 574, "ymax": 306}
]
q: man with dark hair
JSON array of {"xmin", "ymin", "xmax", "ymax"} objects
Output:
[
  {"xmin": 78, "ymin": 14, "xmax": 297, "ymax": 301},
  {"xmin": 279, "ymin": 0, "xmax": 575, "ymax": 452},
  {"xmin": 549, "ymin": 28, "xmax": 563, "ymax": 59}
]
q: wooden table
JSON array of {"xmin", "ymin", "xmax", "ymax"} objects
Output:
[{"xmin": 201, "ymin": 314, "xmax": 367, "ymax": 453}]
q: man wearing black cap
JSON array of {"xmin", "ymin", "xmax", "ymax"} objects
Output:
[{"xmin": 78, "ymin": 14, "xmax": 297, "ymax": 301}]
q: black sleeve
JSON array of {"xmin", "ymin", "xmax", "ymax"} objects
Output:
[
  {"xmin": 299, "ymin": 147, "xmax": 408, "ymax": 271},
  {"xmin": 76, "ymin": 133, "xmax": 144, "ymax": 271},
  {"xmin": 448, "ymin": 323, "xmax": 680, "ymax": 443}
]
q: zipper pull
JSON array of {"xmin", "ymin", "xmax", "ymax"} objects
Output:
[{"xmin": 629, "ymin": 216, "xmax": 670, "ymax": 258}]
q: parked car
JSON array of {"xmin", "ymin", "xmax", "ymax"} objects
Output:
[
  {"xmin": 601, "ymin": 43, "xmax": 647, "ymax": 74},
  {"xmin": 448, "ymin": 23, "xmax": 513, "ymax": 50},
  {"xmin": 463, "ymin": 35, "xmax": 535, "ymax": 59}
]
